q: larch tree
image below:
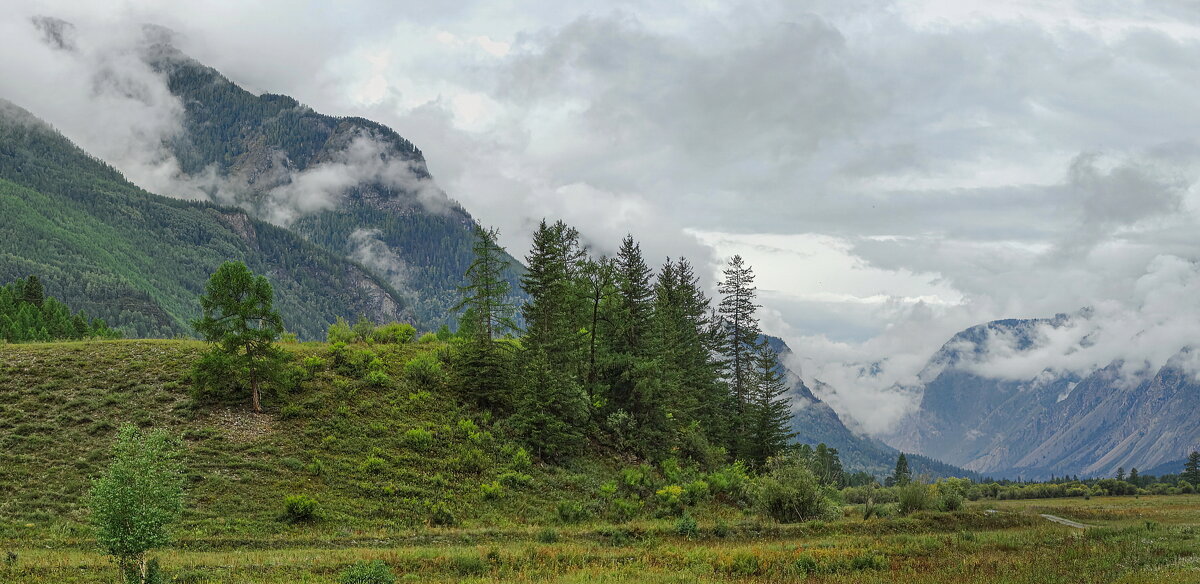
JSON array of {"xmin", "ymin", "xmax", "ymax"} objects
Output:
[{"xmin": 192, "ymin": 261, "xmax": 285, "ymax": 413}]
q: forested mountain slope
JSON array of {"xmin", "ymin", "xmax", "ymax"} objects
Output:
[
  {"xmin": 135, "ymin": 34, "xmax": 524, "ymax": 325},
  {"xmin": 0, "ymin": 99, "xmax": 411, "ymax": 338}
]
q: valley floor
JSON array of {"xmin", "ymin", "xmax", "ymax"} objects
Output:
[{"xmin": 5, "ymin": 496, "xmax": 1200, "ymax": 583}]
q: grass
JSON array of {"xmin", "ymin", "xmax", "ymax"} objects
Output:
[{"xmin": 2, "ymin": 340, "xmax": 1200, "ymax": 582}]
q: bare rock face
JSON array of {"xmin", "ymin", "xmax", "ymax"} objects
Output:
[{"xmin": 884, "ymin": 317, "xmax": 1200, "ymax": 479}]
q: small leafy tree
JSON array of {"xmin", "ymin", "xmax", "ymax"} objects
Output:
[
  {"xmin": 90, "ymin": 425, "xmax": 184, "ymax": 584},
  {"xmin": 192, "ymin": 261, "xmax": 286, "ymax": 413}
]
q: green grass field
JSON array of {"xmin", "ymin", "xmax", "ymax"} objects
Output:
[{"xmin": 2, "ymin": 341, "xmax": 1198, "ymax": 582}]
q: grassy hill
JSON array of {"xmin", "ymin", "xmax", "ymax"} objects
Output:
[{"xmin": 0, "ymin": 339, "xmax": 627, "ymax": 547}]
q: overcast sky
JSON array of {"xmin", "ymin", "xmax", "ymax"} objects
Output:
[{"xmin": 6, "ymin": 0, "xmax": 1200, "ymax": 433}]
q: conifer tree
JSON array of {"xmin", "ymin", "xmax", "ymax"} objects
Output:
[
  {"xmin": 743, "ymin": 339, "xmax": 795, "ymax": 467},
  {"xmin": 192, "ymin": 261, "xmax": 285, "ymax": 413},
  {"xmin": 455, "ymin": 225, "xmax": 518, "ymax": 410},
  {"xmin": 716, "ymin": 255, "xmax": 761, "ymax": 453},
  {"xmin": 20, "ymin": 274, "xmax": 44, "ymax": 307},
  {"xmin": 892, "ymin": 453, "xmax": 912, "ymax": 486},
  {"xmin": 1184, "ymin": 452, "xmax": 1200, "ymax": 485}
]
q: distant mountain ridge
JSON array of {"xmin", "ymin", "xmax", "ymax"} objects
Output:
[
  {"xmin": 766, "ymin": 335, "xmax": 975, "ymax": 479},
  {"xmin": 883, "ymin": 316, "xmax": 1200, "ymax": 479}
]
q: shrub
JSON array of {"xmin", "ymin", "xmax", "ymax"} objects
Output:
[
  {"xmin": 418, "ymin": 332, "xmax": 439, "ymax": 343},
  {"xmin": 301, "ymin": 355, "xmax": 327, "ymax": 372},
  {"xmin": 557, "ymin": 501, "xmax": 590, "ymax": 523},
  {"xmin": 361, "ymin": 456, "xmax": 387, "ymax": 474},
  {"xmin": 456, "ymin": 419, "xmax": 480, "ymax": 437},
  {"xmin": 455, "ymin": 447, "xmax": 488, "ymax": 474},
  {"xmin": 403, "ymin": 428, "xmax": 435, "ymax": 450},
  {"xmin": 675, "ymin": 512, "xmax": 699, "ymax": 538},
  {"xmin": 752, "ymin": 457, "xmax": 837, "ymax": 523},
  {"xmin": 282, "ymin": 495, "xmax": 318, "ymax": 522},
  {"xmin": 327, "ymin": 317, "xmax": 357, "ymax": 344},
  {"xmin": 897, "ymin": 482, "xmax": 934, "ymax": 515},
  {"xmin": 372, "ymin": 322, "xmax": 417, "ymax": 344},
  {"xmin": 730, "ymin": 553, "xmax": 762, "ymax": 576},
  {"xmin": 511, "ymin": 447, "xmax": 533, "ymax": 471},
  {"xmin": 621, "ymin": 464, "xmax": 654, "ymax": 494},
  {"xmin": 940, "ymin": 490, "xmax": 964, "ymax": 512},
  {"xmin": 428, "ymin": 502, "xmax": 456, "ymax": 527},
  {"xmin": 609, "ymin": 498, "xmax": 642, "ymax": 522},
  {"xmin": 405, "ymin": 354, "xmax": 443, "ymax": 385},
  {"xmin": 537, "ymin": 528, "xmax": 560, "ymax": 543},
  {"xmin": 498, "ymin": 471, "xmax": 533, "ymax": 488},
  {"xmin": 352, "ymin": 316, "xmax": 376, "ymax": 342},
  {"xmin": 480, "ymin": 481, "xmax": 504, "ymax": 500},
  {"xmin": 850, "ymin": 552, "xmax": 888, "ymax": 571},
  {"xmin": 338, "ymin": 560, "xmax": 396, "ymax": 584},
  {"xmin": 655, "ymin": 485, "xmax": 685, "ymax": 515},
  {"xmin": 363, "ymin": 370, "xmax": 393, "ymax": 388},
  {"xmin": 708, "ymin": 462, "xmax": 750, "ymax": 499},
  {"xmin": 683, "ymin": 480, "xmax": 711, "ymax": 505}
]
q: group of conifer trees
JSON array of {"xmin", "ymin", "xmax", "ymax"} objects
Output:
[
  {"xmin": 455, "ymin": 220, "xmax": 794, "ymax": 468},
  {"xmin": 0, "ymin": 276, "xmax": 119, "ymax": 342}
]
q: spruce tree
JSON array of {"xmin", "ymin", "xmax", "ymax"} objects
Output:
[
  {"xmin": 1184, "ymin": 452, "xmax": 1200, "ymax": 485},
  {"xmin": 743, "ymin": 339, "xmax": 795, "ymax": 468},
  {"xmin": 892, "ymin": 453, "xmax": 912, "ymax": 486},
  {"xmin": 716, "ymin": 255, "xmax": 761, "ymax": 453},
  {"xmin": 20, "ymin": 275, "xmax": 44, "ymax": 307}
]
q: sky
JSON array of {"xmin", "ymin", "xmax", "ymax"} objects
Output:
[{"xmin": 5, "ymin": 0, "xmax": 1200, "ymax": 434}]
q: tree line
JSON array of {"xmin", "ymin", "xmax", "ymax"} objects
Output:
[{"xmin": 0, "ymin": 275, "xmax": 118, "ymax": 342}]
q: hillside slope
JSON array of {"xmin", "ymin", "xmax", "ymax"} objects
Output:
[
  {"xmin": 0, "ymin": 100, "xmax": 411, "ymax": 338},
  {"xmin": 0, "ymin": 340, "xmax": 613, "ymax": 545}
]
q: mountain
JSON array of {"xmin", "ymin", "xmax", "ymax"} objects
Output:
[
  {"xmin": 128, "ymin": 29, "xmax": 524, "ymax": 325},
  {"xmin": 884, "ymin": 316, "xmax": 1200, "ymax": 479},
  {"xmin": 767, "ymin": 336, "xmax": 975, "ymax": 480},
  {"xmin": 0, "ymin": 98, "xmax": 410, "ymax": 338}
]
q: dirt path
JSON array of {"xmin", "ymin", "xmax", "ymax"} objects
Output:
[{"xmin": 1040, "ymin": 514, "xmax": 1092, "ymax": 529}]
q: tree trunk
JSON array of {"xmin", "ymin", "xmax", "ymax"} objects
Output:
[
  {"xmin": 251, "ymin": 368, "xmax": 262, "ymax": 413},
  {"xmin": 139, "ymin": 553, "xmax": 148, "ymax": 584}
]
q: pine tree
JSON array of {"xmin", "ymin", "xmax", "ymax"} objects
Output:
[
  {"xmin": 1128, "ymin": 467, "xmax": 1139, "ymax": 486},
  {"xmin": 716, "ymin": 255, "xmax": 761, "ymax": 454},
  {"xmin": 577, "ymin": 256, "xmax": 615, "ymax": 399},
  {"xmin": 892, "ymin": 453, "xmax": 912, "ymax": 486},
  {"xmin": 1116, "ymin": 467, "xmax": 1126, "ymax": 481},
  {"xmin": 1184, "ymin": 452, "xmax": 1200, "ymax": 485},
  {"xmin": 191, "ymin": 261, "xmax": 285, "ymax": 413}
]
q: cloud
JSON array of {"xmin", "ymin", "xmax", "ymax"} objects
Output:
[
  {"xmin": 348, "ymin": 228, "xmax": 412, "ymax": 296},
  {"xmin": 9, "ymin": 0, "xmax": 1200, "ymax": 438}
]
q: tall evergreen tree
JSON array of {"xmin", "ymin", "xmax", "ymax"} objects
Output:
[
  {"xmin": 1184, "ymin": 452, "xmax": 1200, "ymax": 485},
  {"xmin": 743, "ymin": 338, "xmax": 795, "ymax": 468},
  {"xmin": 514, "ymin": 220, "xmax": 590, "ymax": 457},
  {"xmin": 892, "ymin": 453, "xmax": 912, "ymax": 486},
  {"xmin": 20, "ymin": 274, "xmax": 44, "ymax": 307},
  {"xmin": 716, "ymin": 255, "xmax": 761, "ymax": 454},
  {"xmin": 577, "ymin": 256, "xmax": 616, "ymax": 400},
  {"xmin": 455, "ymin": 225, "xmax": 518, "ymax": 410}
]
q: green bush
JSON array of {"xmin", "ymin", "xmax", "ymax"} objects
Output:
[
  {"xmin": 675, "ymin": 512, "xmax": 699, "ymax": 538},
  {"xmin": 897, "ymin": 482, "xmax": 934, "ymax": 515},
  {"xmin": 363, "ymin": 370, "xmax": 392, "ymax": 388},
  {"xmin": 455, "ymin": 447, "xmax": 488, "ymax": 474},
  {"xmin": 403, "ymin": 428, "xmax": 435, "ymax": 450},
  {"xmin": 498, "ymin": 471, "xmax": 533, "ymax": 488},
  {"xmin": 372, "ymin": 322, "xmax": 417, "ymax": 344},
  {"xmin": 338, "ymin": 560, "xmax": 396, "ymax": 584},
  {"xmin": 511, "ymin": 447, "xmax": 533, "ymax": 471},
  {"xmin": 683, "ymin": 480, "xmax": 711, "ymax": 505},
  {"xmin": 707, "ymin": 462, "xmax": 750, "ymax": 499},
  {"xmin": 428, "ymin": 502, "xmax": 456, "ymax": 527},
  {"xmin": 751, "ymin": 457, "xmax": 837, "ymax": 523},
  {"xmin": 609, "ymin": 498, "xmax": 641, "ymax": 522},
  {"xmin": 557, "ymin": 501, "xmax": 590, "ymax": 523},
  {"xmin": 480, "ymin": 481, "xmax": 504, "ymax": 500},
  {"xmin": 418, "ymin": 332, "xmax": 438, "ymax": 343},
  {"xmin": 282, "ymin": 495, "xmax": 318, "ymax": 523},
  {"xmin": 405, "ymin": 353, "xmax": 443, "ymax": 385},
  {"xmin": 327, "ymin": 317, "xmax": 357, "ymax": 344},
  {"xmin": 361, "ymin": 456, "xmax": 387, "ymax": 474}
]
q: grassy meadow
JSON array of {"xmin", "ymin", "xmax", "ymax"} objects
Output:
[{"xmin": 2, "ymin": 340, "xmax": 1199, "ymax": 583}]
